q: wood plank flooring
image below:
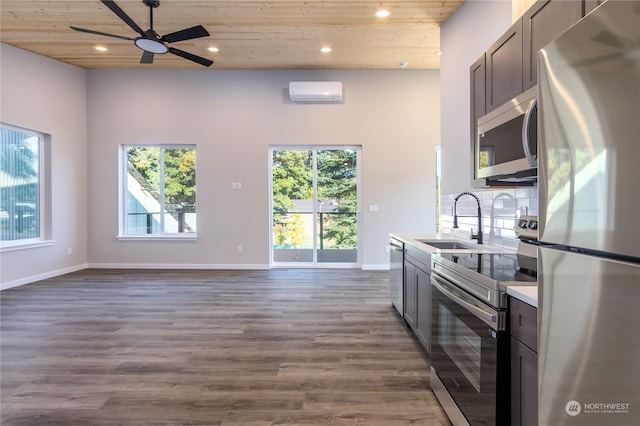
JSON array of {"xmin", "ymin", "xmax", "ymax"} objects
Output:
[{"xmin": 1, "ymin": 269, "xmax": 450, "ymax": 425}]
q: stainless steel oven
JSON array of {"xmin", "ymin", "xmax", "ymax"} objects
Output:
[{"xmin": 430, "ymin": 253, "xmax": 536, "ymax": 426}]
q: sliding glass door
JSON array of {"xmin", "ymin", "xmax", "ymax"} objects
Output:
[{"xmin": 271, "ymin": 146, "xmax": 360, "ymax": 267}]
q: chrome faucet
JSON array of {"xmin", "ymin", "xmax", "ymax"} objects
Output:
[
  {"xmin": 453, "ymin": 192, "xmax": 483, "ymax": 244},
  {"xmin": 490, "ymin": 192, "xmax": 515, "ymax": 237}
]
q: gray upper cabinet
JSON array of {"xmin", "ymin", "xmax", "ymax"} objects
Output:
[
  {"xmin": 469, "ymin": 54, "xmax": 486, "ymax": 187},
  {"xmin": 522, "ymin": 0, "xmax": 583, "ymax": 90},
  {"xmin": 482, "ymin": 0, "xmax": 587, "ymax": 113},
  {"xmin": 486, "ymin": 18, "xmax": 523, "ymax": 113},
  {"xmin": 470, "ymin": 55, "xmax": 486, "ymax": 124},
  {"xmin": 469, "ymin": 0, "xmax": 591, "ymax": 187},
  {"xmin": 584, "ymin": 0, "xmax": 606, "ymax": 15}
]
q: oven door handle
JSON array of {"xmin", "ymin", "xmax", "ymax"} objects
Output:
[{"xmin": 431, "ymin": 274, "xmax": 500, "ymax": 330}]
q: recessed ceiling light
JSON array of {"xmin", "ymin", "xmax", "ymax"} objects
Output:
[
  {"xmin": 437, "ymin": 51, "xmax": 442, "ymax": 56},
  {"xmin": 208, "ymin": 47, "xmax": 219, "ymax": 53},
  {"xmin": 320, "ymin": 47, "xmax": 332, "ymax": 53},
  {"xmin": 95, "ymin": 46, "xmax": 108, "ymax": 52},
  {"xmin": 400, "ymin": 61, "xmax": 408, "ymax": 68},
  {"xmin": 375, "ymin": 10, "xmax": 390, "ymax": 18}
]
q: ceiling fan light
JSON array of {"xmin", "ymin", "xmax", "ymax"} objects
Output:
[
  {"xmin": 623, "ymin": 48, "xmax": 640, "ymax": 61},
  {"xmin": 134, "ymin": 37, "xmax": 168, "ymax": 54}
]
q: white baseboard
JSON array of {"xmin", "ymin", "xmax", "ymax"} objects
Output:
[
  {"xmin": 1, "ymin": 263, "xmax": 89, "ymax": 291},
  {"xmin": 362, "ymin": 264, "xmax": 390, "ymax": 271},
  {"xmin": 87, "ymin": 263, "xmax": 271, "ymax": 270}
]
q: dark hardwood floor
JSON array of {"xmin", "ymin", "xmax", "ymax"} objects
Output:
[{"xmin": 1, "ymin": 269, "xmax": 450, "ymax": 425}]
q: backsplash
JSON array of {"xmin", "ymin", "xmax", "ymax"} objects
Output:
[{"xmin": 439, "ymin": 186, "xmax": 538, "ymax": 250}]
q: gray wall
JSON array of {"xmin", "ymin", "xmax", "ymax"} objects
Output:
[
  {"xmin": 2, "ymin": 0, "xmax": 518, "ymax": 286},
  {"xmin": 86, "ymin": 69, "xmax": 440, "ymax": 269},
  {"xmin": 0, "ymin": 46, "xmax": 441, "ymax": 286},
  {"xmin": 0, "ymin": 44, "xmax": 88, "ymax": 288}
]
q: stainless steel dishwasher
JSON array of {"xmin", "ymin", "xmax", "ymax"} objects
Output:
[{"xmin": 389, "ymin": 238, "xmax": 404, "ymax": 317}]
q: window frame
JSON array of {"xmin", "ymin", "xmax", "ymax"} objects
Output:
[
  {"xmin": 118, "ymin": 143, "xmax": 198, "ymax": 241},
  {"xmin": 0, "ymin": 123, "xmax": 53, "ymax": 252},
  {"xmin": 269, "ymin": 145, "xmax": 362, "ymax": 267}
]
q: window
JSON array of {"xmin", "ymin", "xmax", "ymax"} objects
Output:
[
  {"xmin": 121, "ymin": 145, "xmax": 197, "ymax": 238},
  {"xmin": 1, "ymin": 123, "xmax": 49, "ymax": 248},
  {"xmin": 270, "ymin": 146, "xmax": 361, "ymax": 266}
]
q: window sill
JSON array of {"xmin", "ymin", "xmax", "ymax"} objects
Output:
[
  {"xmin": 0, "ymin": 239, "xmax": 55, "ymax": 253},
  {"xmin": 117, "ymin": 235, "xmax": 198, "ymax": 242}
]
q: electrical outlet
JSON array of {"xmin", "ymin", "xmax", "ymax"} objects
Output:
[
  {"xmin": 67, "ymin": 247, "xmax": 72, "ymax": 256},
  {"xmin": 237, "ymin": 245, "xmax": 242, "ymax": 253}
]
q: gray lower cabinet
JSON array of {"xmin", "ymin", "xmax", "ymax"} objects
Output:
[
  {"xmin": 509, "ymin": 296, "xmax": 538, "ymax": 426},
  {"xmin": 403, "ymin": 245, "xmax": 431, "ymax": 355},
  {"xmin": 403, "ymin": 260, "xmax": 417, "ymax": 329}
]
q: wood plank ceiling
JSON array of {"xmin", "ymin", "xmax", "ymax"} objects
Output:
[{"xmin": 0, "ymin": 0, "xmax": 464, "ymax": 70}]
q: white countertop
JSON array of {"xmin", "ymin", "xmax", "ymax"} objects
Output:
[
  {"xmin": 391, "ymin": 232, "xmax": 538, "ymax": 307},
  {"xmin": 507, "ymin": 286, "xmax": 538, "ymax": 307},
  {"xmin": 389, "ymin": 232, "xmax": 514, "ymax": 254}
]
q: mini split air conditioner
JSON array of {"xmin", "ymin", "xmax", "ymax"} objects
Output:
[{"xmin": 289, "ymin": 81, "xmax": 343, "ymax": 102}]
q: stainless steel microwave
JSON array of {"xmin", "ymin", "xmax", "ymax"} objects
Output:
[{"xmin": 476, "ymin": 86, "xmax": 537, "ymax": 182}]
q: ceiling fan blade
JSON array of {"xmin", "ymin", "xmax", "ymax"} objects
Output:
[
  {"xmin": 161, "ymin": 25, "xmax": 210, "ymax": 43},
  {"xmin": 573, "ymin": 52, "xmax": 625, "ymax": 68},
  {"xmin": 592, "ymin": 31, "xmax": 635, "ymax": 49},
  {"xmin": 100, "ymin": 0, "xmax": 146, "ymax": 37},
  {"xmin": 168, "ymin": 47, "xmax": 213, "ymax": 67},
  {"xmin": 69, "ymin": 26, "xmax": 134, "ymax": 41},
  {"xmin": 140, "ymin": 51, "xmax": 155, "ymax": 64}
]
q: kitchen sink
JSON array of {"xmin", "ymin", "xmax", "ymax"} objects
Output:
[{"xmin": 416, "ymin": 240, "xmax": 475, "ymax": 250}]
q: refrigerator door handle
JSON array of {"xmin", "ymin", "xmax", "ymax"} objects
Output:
[{"xmin": 522, "ymin": 98, "xmax": 537, "ymax": 168}]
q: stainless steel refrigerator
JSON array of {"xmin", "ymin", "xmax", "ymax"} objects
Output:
[{"xmin": 537, "ymin": 1, "xmax": 640, "ymax": 425}]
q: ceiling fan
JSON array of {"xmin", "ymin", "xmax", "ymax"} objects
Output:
[
  {"xmin": 576, "ymin": 3, "xmax": 640, "ymax": 66},
  {"xmin": 70, "ymin": 0, "xmax": 213, "ymax": 67}
]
